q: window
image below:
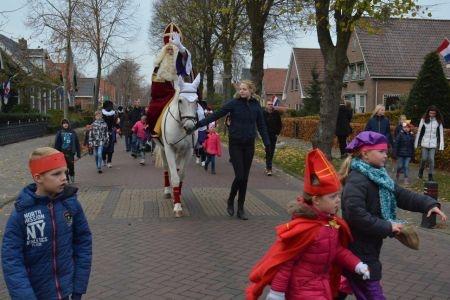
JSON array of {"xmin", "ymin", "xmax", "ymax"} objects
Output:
[
  {"xmin": 357, "ymin": 94, "xmax": 366, "ymax": 113},
  {"xmin": 350, "ymin": 64, "xmax": 357, "ymax": 80},
  {"xmin": 383, "ymin": 94, "xmax": 401, "ymax": 111},
  {"xmin": 358, "ymin": 63, "xmax": 366, "ymax": 80},
  {"xmin": 344, "ymin": 94, "xmax": 356, "ymax": 111},
  {"xmin": 343, "ymin": 67, "xmax": 350, "ymax": 82},
  {"xmin": 295, "ymin": 78, "xmax": 299, "ymax": 91}
]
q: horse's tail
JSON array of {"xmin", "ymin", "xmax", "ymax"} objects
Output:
[{"xmin": 154, "ymin": 145, "xmax": 164, "ymax": 168}]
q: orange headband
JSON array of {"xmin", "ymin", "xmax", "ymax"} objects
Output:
[{"xmin": 29, "ymin": 152, "xmax": 67, "ymax": 176}]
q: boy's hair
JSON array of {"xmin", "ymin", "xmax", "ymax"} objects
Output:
[
  {"xmin": 94, "ymin": 110, "xmax": 102, "ymax": 117},
  {"xmin": 30, "ymin": 147, "xmax": 60, "ymax": 161}
]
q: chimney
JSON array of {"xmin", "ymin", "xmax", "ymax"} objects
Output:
[{"xmin": 18, "ymin": 38, "xmax": 28, "ymax": 50}]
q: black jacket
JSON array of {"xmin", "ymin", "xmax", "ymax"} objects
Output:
[
  {"xmin": 395, "ymin": 130, "xmax": 415, "ymax": 158},
  {"xmin": 54, "ymin": 129, "xmax": 81, "ymax": 158},
  {"xmin": 341, "ymin": 170, "xmax": 438, "ymax": 280},
  {"xmin": 335, "ymin": 105, "xmax": 353, "ymax": 136},
  {"xmin": 197, "ymin": 97, "xmax": 270, "ymax": 147},
  {"xmin": 129, "ymin": 107, "xmax": 144, "ymax": 125},
  {"xmin": 263, "ymin": 110, "xmax": 282, "ymax": 136}
]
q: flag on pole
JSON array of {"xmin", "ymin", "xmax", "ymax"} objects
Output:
[
  {"xmin": 3, "ymin": 79, "xmax": 10, "ymax": 104},
  {"xmin": 272, "ymin": 95, "xmax": 280, "ymax": 107},
  {"xmin": 437, "ymin": 38, "xmax": 450, "ymax": 68}
]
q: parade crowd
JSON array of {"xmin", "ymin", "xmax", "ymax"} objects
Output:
[{"xmin": 1, "ymin": 29, "xmax": 448, "ymax": 300}]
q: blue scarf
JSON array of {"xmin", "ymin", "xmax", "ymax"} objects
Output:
[{"xmin": 351, "ymin": 158, "xmax": 402, "ymax": 222}]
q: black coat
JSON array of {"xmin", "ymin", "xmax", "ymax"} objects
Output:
[
  {"xmin": 335, "ymin": 105, "xmax": 353, "ymax": 136},
  {"xmin": 341, "ymin": 170, "xmax": 438, "ymax": 280},
  {"xmin": 129, "ymin": 107, "xmax": 144, "ymax": 125},
  {"xmin": 197, "ymin": 97, "xmax": 271, "ymax": 147},
  {"xmin": 395, "ymin": 130, "xmax": 415, "ymax": 158},
  {"xmin": 263, "ymin": 110, "xmax": 282, "ymax": 136}
]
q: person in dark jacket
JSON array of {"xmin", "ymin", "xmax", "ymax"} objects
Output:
[
  {"xmin": 54, "ymin": 119, "xmax": 81, "ymax": 184},
  {"xmin": 129, "ymin": 99, "xmax": 144, "ymax": 157},
  {"xmin": 101, "ymin": 100, "xmax": 119, "ymax": 168},
  {"xmin": 339, "ymin": 131, "xmax": 446, "ymax": 300},
  {"xmin": 364, "ymin": 105, "xmax": 392, "ymax": 145},
  {"xmin": 2, "ymin": 147, "xmax": 92, "ymax": 300},
  {"xmin": 335, "ymin": 101, "xmax": 353, "ymax": 158},
  {"xmin": 263, "ymin": 99, "xmax": 282, "ymax": 176},
  {"xmin": 122, "ymin": 106, "xmax": 134, "ymax": 152},
  {"xmin": 194, "ymin": 80, "xmax": 271, "ymax": 220},
  {"xmin": 394, "ymin": 122, "xmax": 415, "ymax": 185}
]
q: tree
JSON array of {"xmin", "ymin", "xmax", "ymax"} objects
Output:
[
  {"xmin": 294, "ymin": 0, "xmax": 422, "ymax": 158},
  {"xmin": 75, "ymin": 0, "xmax": 135, "ymax": 109},
  {"xmin": 302, "ymin": 66, "xmax": 321, "ymax": 115},
  {"xmin": 106, "ymin": 59, "xmax": 144, "ymax": 106},
  {"xmin": 405, "ymin": 52, "xmax": 450, "ymax": 127},
  {"xmin": 27, "ymin": 0, "xmax": 80, "ymax": 118}
]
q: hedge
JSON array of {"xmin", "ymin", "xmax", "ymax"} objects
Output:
[
  {"xmin": 0, "ymin": 113, "xmax": 48, "ymax": 125},
  {"xmin": 280, "ymin": 117, "xmax": 450, "ymax": 170},
  {"xmin": 46, "ymin": 109, "xmax": 94, "ymax": 133}
]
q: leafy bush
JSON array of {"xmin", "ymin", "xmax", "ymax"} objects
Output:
[
  {"xmin": 9, "ymin": 104, "xmax": 40, "ymax": 114},
  {"xmin": 46, "ymin": 109, "xmax": 94, "ymax": 133}
]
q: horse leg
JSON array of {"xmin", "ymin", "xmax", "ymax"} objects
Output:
[
  {"xmin": 177, "ymin": 147, "xmax": 193, "ymax": 191},
  {"xmin": 161, "ymin": 149, "xmax": 171, "ymax": 199},
  {"xmin": 165, "ymin": 148, "xmax": 183, "ymax": 217}
]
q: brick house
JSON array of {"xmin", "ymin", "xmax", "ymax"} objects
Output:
[
  {"xmin": 75, "ymin": 78, "xmax": 116, "ymax": 110},
  {"xmin": 282, "ymin": 48, "xmax": 324, "ymax": 110},
  {"xmin": 261, "ymin": 68, "xmax": 287, "ymax": 106},
  {"xmin": 343, "ymin": 18, "xmax": 450, "ymax": 113}
]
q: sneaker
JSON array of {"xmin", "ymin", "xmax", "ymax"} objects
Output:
[
  {"xmin": 102, "ymin": 160, "xmax": 107, "ymax": 167},
  {"xmin": 140, "ymin": 159, "xmax": 145, "ymax": 165},
  {"xmin": 131, "ymin": 153, "xmax": 137, "ymax": 158},
  {"xmin": 107, "ymin": 163, "xmax": 112, "ymax": 168},
  {"xmin": 98, "ymin": 169, "xmax": 102, "ymax": 174},
  {"xmin": 201, "ymin": 161, "xmax": 205, "ymax": 167},
  {"xmin": 196, "ymin": 157, "xmax": 201, "ymax": 164},
  {"xmin": 267, "ymin": 169, "xmax": 272, "ymax": 176}
]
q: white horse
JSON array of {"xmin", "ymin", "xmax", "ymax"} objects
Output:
[{"xmin": 155, "ymin": 75, "xmax": 199, "ymax": 217}]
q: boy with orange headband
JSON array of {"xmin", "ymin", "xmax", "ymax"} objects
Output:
[
  {"xmin": 2, "ymin": 147, "xmax": 92, "ymax": 300},
  {"xmin": 246, "ymin": 149, "xmax": 370, "ymax": 300}
]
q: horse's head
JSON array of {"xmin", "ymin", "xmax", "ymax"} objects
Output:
[{"xmin": 178, "ymin": 74, "xmax": 201, "ymax": 133}]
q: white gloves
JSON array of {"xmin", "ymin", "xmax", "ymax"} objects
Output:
[
  {"xmin": 171, "ymin": 33, "xmax": 185, "ymax": 53},
  {"xmin": 355, "ymin": 262, "xmax": 370, "ymax": 280},
  {"xmin": 266, "ymin": 289, "xmax": 285, "ymax": 300}
]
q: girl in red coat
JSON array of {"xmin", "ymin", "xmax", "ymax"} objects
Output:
[
  {"xmin": 203, "ymin": 126, "xmax": 222, "ymax": 174},
  {"xmin": 246, "ymin": 149, "xmax": 370, "ymax": 300}
]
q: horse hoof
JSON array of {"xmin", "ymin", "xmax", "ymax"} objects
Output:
[{"xmin": 174, "ymin": 210, "xmax": 183, "ymax": 218}]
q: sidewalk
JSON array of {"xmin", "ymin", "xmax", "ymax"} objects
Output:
[{"xmin": 0, "ymin": 137, "xmax": 449, "ymax": 299}]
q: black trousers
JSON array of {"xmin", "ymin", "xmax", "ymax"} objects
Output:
[
  {"xmin": 228, "ymin": 139, "xmax": 255, "ymax": 207},
  {"xmin": 265, "ymin": 134, "xmax": 277, "ymax": 169},
  {"xmin": 102, "ymin": 151, "xmax": 113, "ymax": 163},
  {"xmin": 337, "ymin": 135, "xmax": 349, "ymax": 156},
  {"xmin": 63, "ymin": 152, "xmax": 75, "ymax": 177}
]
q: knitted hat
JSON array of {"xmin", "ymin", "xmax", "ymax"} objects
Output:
[
  {"xmin": 303, "ymin": 149, "xmax": 341, "ymax": 196},
  {"xmin": 346, "ymin": 131, "xmax": 388, "ymax": 153}
]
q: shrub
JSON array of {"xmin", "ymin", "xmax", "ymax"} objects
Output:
[{"xmin": 0, "ymin": 113, "xmax": 47, "ymax": 125}]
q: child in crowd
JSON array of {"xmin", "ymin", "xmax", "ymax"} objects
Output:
[
  {"xmin": 203, "ymin": 126, "xmax": 222, "ymax": 174},
  {"xmin": 2, "ymin": 147, "xmax": 92, "ymax": 300},
  {"xmin": 132, "ymin": 115, "xmax": 149, "ymax": 166},
  {"xmin": 54, "ymin": 119, "xmax": 81, "ymax": 184},
  {"xmin": 395, "ymin": 122, "xmax": 415, "ymax": 185},
  {"xmin": 340, "ymin": 131, "xmax": 447, "ymax": 299},
  {"xmin": 247, "ymin": 149, "xmax": 370, "ymax": 300},
  {"xmin": 89, "ymin": 111, "xmax": 109, "ymax": 173}
]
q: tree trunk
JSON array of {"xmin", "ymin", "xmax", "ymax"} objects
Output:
[
  {"xmin": 249, "ymin": 24, "xmax": 265, "ymax": 96},
  {"xmin": 222, "ymin": 50, "xmax": 233, "ymax": 101},
  {"xmin": 206, "ymin": 59, "xmax": 215, "ymax": 100},
  {"xmin": 94, "ymin": 57, "xmax": 101, "ymax": 109}
]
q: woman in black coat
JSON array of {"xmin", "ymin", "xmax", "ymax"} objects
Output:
[{"xmin": 335, "ymin": 101, "xmax": 353, "ymax": 158}]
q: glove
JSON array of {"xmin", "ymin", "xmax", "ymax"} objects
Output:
[
  {"xmin": 355, "ymin": 262, "xmax": 370, "ymax": 280},
  {"xmin": 265, "ymin": 289, "xmax": 285, "ymax": 300},
  {"xmin": 171, "ymin": 33, "xmax": 185, "ymax": 52},
  {"xmin": 71, "ymin": 293, "xmax": 82, "ymax": 300}
]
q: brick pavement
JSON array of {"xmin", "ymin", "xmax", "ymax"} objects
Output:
[{"xmin": 0, "ymin": 137, "xmax": 449, "ymax": 299}]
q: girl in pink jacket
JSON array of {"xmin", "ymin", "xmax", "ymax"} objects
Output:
[
  {"xmin": 132, "ymin": 115, "xmax": 149, "ymax": 165},
  {"xmin": 203, "ymin": 127, "xmax": 222, "ymax": 174}
]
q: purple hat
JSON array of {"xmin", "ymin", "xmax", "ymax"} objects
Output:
[{"xmin": 346, "ymin": 131, "xmax": 388, "ymax": 152}]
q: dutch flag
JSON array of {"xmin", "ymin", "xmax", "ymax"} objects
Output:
[{"xmin": 437, "ymin": 38, "xmax": 450, "ymax": 68}]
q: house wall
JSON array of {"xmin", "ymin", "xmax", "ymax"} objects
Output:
[{"xmin": 284, "ymin": 57, "xmax": 301, "ymax": 110}]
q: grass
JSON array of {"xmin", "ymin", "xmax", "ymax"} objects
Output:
[{"xmin": 219, "ymin": 131, "xmax": 450, "ymax": 201}]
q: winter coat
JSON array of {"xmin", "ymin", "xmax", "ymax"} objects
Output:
[
  {"xmin": 102, "ymin": 109, "xmax": 119, "ymax": 131},
  {"xmin": 270, "ymin": 205, "xmax": 360, "ymax": 300},
  {"xmin": 414, "ymin": 118, "xmax": 444, "ymax": 150},
  {"xmin": 263, "ymin": 110, "xmax": 282, "ymax": 136},
  {"xmin": 341, "ymin": 170, "xmax": 438, "ymax": 281},
  {"xmin": 365, "ymin": 115, "xmax": 392, "ymax": 145},
  {"xmin": 132, "ymin": 121, "xmax": 149, "ymax": 141},
  {"xmin": 395, "ymin": 130, "xmax": 415, "ymax": 158},
  {"xmin": 197, "ymin": 97, "xmax": 270, "ymax": 147},
  {"xmin": 121, "ymin": 111, "xmax": 133, "ymax": 136},
  {"xmin": 1, "ymin": 184, "xmax": 92, "ymax": 300},
  {"xmin": 103, "ymin": 129, "xmax": 117, "ymax": 154},
  {"xmin": 335, "ymin": 105, "xmax": 353, "ymax": 136},
  {"xmin": 203, "ymin": 132, "xmax": 222, "ymax": 156},
  {"xmin": 129, "ymin": 107, "xmax": 144, "ymax": 125},
  {"xmin": 54, "ymin": 129, "xmax": 81, "ymax": 158},
  {"xmin": 88, "ymin": 120, "xmax": 109, "ymax": 147}
]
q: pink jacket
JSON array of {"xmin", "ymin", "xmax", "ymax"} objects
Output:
[
  {"xmin": 203, "ymin": 132, "xmax": 222, "ymax": 156},
  {"xmin": 270, "ymin": 214, "xmax": 360, "ymax": 299},
  {"xmin": 132, "ymin": 121, "xmax": 148, "ymax": 141}
]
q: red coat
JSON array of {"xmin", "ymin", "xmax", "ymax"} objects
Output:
[
  {"xmin": 246, "ymin": 201, "xmax": 360, "ymax": 300},
  {"xmin": 203, "ymin": 132, "xmax": 222, "ymax": 156}
]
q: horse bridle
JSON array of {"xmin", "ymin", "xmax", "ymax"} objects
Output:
[{"xmin": 164, "ymin": 98, "xmax": 198, "ymax": 146}]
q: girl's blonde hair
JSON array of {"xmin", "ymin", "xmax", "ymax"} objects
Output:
[
  {"xmin": 398, "ymin": 114, "xmax": 407, "ymax": 124},
  {"xmin": 338, "ymin": 150, "xmax": 362, "ymax": 184},
  {"xmin": 240, "ymin": 80, "xmax": 256, "ymax": 95},
  {"xmin": 29, "ymin": 147, "xmax": 60, "ymax": 161},
  {"xmin": 371, "ymin": 104, "xmax": 385, "ymax": 118}
]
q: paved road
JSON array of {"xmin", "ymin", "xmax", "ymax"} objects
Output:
[{"xmin": 0, "ymin": 137, "xmax": 449, "ymax": 299}]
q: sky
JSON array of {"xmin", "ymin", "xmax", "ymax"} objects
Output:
[{"xmin": 1, "ymin": 0, "xmax": 450, "ymax": 84}]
